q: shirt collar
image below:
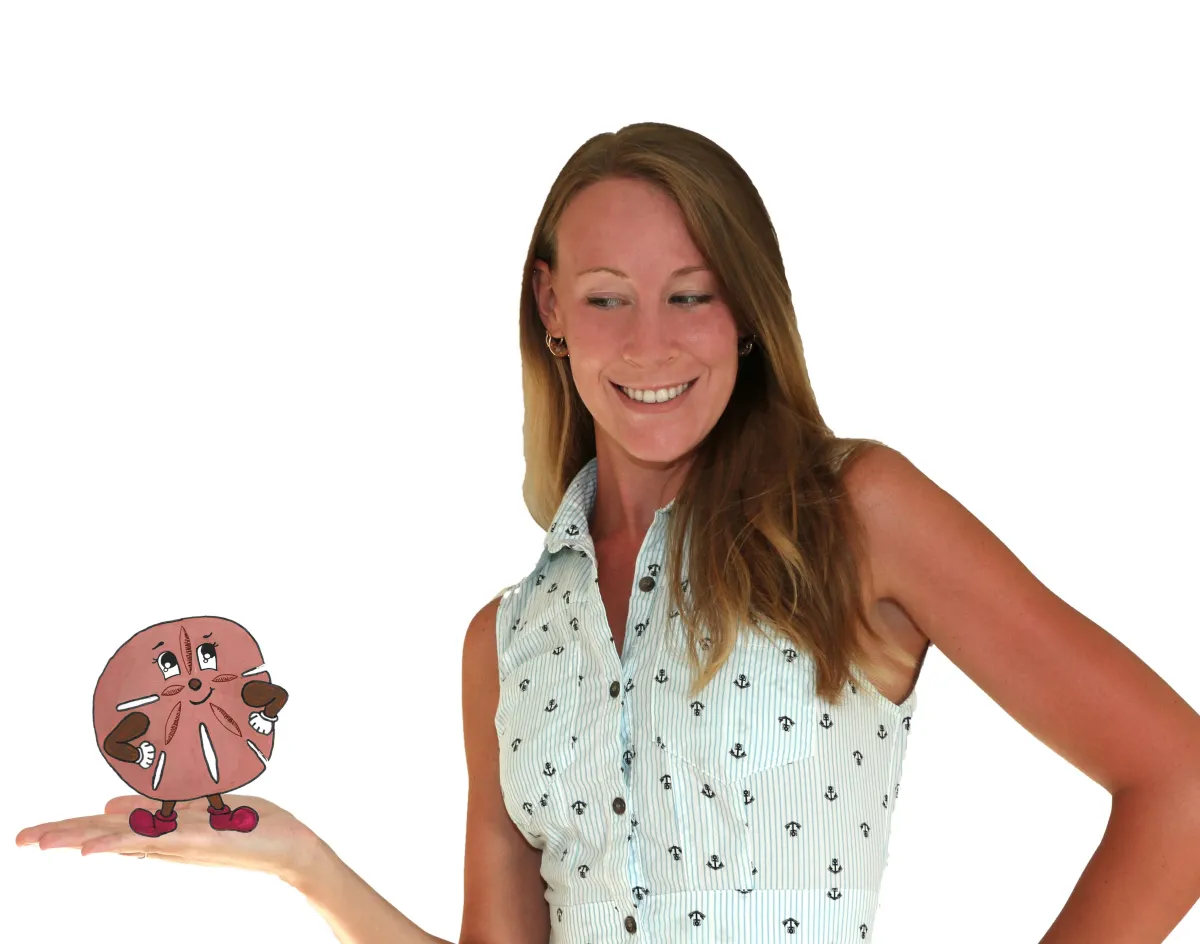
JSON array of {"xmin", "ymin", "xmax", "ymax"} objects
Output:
[{"xmin": 543, "ymin": 456, "xmax": 677, "ymax": 556}]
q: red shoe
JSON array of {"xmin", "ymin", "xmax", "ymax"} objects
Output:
[
  {"xmin": 208, "ymin": 803, "xmax": 258, "ymax": 832},
  {"xmin": 129, "ymin": 807, "xmax": 177, "ymax": 838}
]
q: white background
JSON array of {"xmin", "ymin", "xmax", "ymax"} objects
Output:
[{"xmin": 2, "ymin": 2, "xmax": 1197, "ymax": 942}]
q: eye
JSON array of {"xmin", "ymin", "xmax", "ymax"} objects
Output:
[
  {"xmin": 585, "ymin": 293, "xmax": 713, "ymax": 310},
  {"xmin": 197, "ymin": 642, "xmax": 219, "ymax": 671},
  {"xmin": 156, "ymin": 651, "xmax": 180, "ymax": 679}
]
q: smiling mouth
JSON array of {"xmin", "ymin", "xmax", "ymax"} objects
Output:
[
  {"xmin": 610, "ymin": 378, "xmax": 698, "ymax": 402},
  {"xmin": 189, "ymin": 687, "xmax": 214, "ymax": 705}
]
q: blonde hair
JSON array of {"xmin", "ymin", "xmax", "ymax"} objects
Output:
[{"xmin": 517, "ymin": 121, "xmax": 906, "ymax": 707}]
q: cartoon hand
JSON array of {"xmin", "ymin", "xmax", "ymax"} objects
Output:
[
  {"xmin": 136, "ymin": 741, "xmax": 155, "ymax": 769},
  {"xmin": 248, "ymin": 711, "xmax": 276, "ymax": 735}
]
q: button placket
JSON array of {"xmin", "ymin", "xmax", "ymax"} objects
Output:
[{"xmin": 624, "ymin": 546, "xmax": 663, "ymax": 926}]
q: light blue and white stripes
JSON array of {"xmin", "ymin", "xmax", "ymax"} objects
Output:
[{"xmin": 494, "ymin": 456, "xmax": 918, "ymax": 943}]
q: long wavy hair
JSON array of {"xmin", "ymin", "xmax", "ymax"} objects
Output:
[{"xmin": 517, "ymin": 121, "xmax": 908, "ymax": 707}]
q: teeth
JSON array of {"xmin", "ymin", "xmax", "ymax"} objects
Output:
[{"xmin": 619, "ymin": 380, "xmax": 693, "ymax": 403}]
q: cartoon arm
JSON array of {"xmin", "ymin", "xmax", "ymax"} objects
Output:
[
  {"xmin": 241, "ymin": 680, "xmax": 289, "ymax": 735},
  {"xmin": 102, "ymin": 712, "xmax": 156, "ymax": 768}
]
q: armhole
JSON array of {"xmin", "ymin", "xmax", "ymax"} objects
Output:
[{"xmin": 492, "ymin": 583, "xmax": 517, "ymax": 681}]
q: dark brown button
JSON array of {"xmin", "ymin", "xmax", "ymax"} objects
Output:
[
  {"xmin": 609, "ymin": 680, "xmax": 621, "ymax": 697},
  {"xmin": 624, "ymin": 915, "xmax": 637, "ymax": 933},
  {"xmin": 612, "ymin": 796, "xmax": 626, "ymax": 814},
  {"xmin": 638, "ymin": 575, "xmax": 655, "ymax": 592}
]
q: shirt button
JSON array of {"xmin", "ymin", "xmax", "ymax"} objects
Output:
[
  {"xmin": 638, "ymin": 575, "xmax": 655, "ymax": 592},
  {"xmin": 624, "ymin": 914, "xmax": 637, "ymax": 933},
  {"xmin": 609, "ymin": 680, "xmax": 621, "ymax": 697},
  {"xmin": 612, "ymin": 796, "xmax": 626, "ymax": 814}
]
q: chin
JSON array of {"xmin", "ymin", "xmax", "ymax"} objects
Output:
[{"xmin": 610, "ymin": 431, "xmax": 700, "ymax": 466}]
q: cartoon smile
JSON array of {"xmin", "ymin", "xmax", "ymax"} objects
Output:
[{"xmin": 189, "ymin": 687, "xmax": 214, "ymax": 705}]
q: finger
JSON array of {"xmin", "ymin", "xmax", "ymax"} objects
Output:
[
  {"xmin": 81, "ymin": 831, "xmax": 160, "ymax": 857},
  {"xmin": 114, "ymin": 851, "xmax": 227, "ymax": 868},
  {"xmin": 145, "ymin": 852, "xmax": 227, "ymax": 867},
  {"xmin": 58, "ymin": 829, "xmax": 143, "ymax": 853},
  {"xmin": 81, "ymin": 826, "xmax": 218, "ymax": 859},
  {"xmin": 84, "ymin": 839, "xmax": 226, "ymax": 868},
  {"xmin": 18, "ymin": 814, "xmax": 111, "ymax": 843},
  {"xmin": 16, "ymin": 795, "xmax": 168, "ymax": 842},
  {"xmin": 19, "ymin": 814, "xmax": 133, "ymax": 847},
  {"xmin": 114, "ymin": 850, "xmax": 206, "ymax": 863}
]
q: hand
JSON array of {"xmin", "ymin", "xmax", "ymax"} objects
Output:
[
  {"xmin": 136, "ymin": 741, "xmax": 155, "ymax": 768},
  {"xmin": 248, "ymin": 711, "xmax": 275, "ymax": 735},
  {"xmin": 13, "ymin": 793, "xmax": 323, "ymax": 885}
]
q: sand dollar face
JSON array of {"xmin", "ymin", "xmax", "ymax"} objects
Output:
[{"xmin": 93, "ymin": 616, "xmax": 274, "ymax": 801}]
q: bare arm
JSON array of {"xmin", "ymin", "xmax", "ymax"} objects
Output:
[
  {"xmin": 283, "ymin": 593, "xmax": 547, "ymax": 944},
  {"xmin": 458, "ymin": 595, "xmax": 551, "ymax": 944},
  {"xmin": 288, "ymin": 841, "xmax": 455, "ymax": 944}
]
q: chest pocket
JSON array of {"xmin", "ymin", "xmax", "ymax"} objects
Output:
[
  {"xmin": 649, "ymin": 631, "xmax": 818, "ymax": 784},
  {"xmin": 495, "ymin": 640, "xmax": 582, "ymax": 844}
]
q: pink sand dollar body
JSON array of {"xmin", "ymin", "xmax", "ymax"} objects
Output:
[{"xmin": 93, "ymin": 616, "xmax": 274, "ymax": 801}]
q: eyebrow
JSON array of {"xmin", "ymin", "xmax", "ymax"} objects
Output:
[{"xmin": 576, "ymin": 265, "xmax": 710, "ymax": 279}]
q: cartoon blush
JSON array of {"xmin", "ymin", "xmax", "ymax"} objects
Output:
[{"xmin": 93, "ymin": 616, "xmax": 288, "ymax": 838}]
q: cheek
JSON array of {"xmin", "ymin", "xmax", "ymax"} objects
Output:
[{"xmin": 568, "ymin": 361, "xmax": 614, "ymax": 417}]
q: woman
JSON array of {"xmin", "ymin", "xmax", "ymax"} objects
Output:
[{"xmin": 16, "ymin": 123, "xmax": 1200, "ymax": 944}]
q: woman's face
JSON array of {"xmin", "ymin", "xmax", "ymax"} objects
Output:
[{"xmin": 534, "ymin": 176, "xmax": 742, "ymax": 467}]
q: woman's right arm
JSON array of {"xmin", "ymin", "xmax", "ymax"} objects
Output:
[
  {"xmin": 288, "ymin": 839, "xmax": 455, "ymax": 944},
  {"xmin": 286, "ymin": 594, "xmax": 549, "ymax": 944}
]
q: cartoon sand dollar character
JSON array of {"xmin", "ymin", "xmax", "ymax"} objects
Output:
[{"xmin": 92, "ymin": 616, "xmax": 289, "ymax": 838}]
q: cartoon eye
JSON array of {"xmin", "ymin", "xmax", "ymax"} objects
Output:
[
  {"xmin": 197, "ymin": 642, "xmax": 218, "ymax": 671},
  {"xmin": 156, "ymin": 651, "xmax": 180, "ymax": 679}
]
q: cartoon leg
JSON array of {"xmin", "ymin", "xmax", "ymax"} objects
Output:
[
  {"xmin": 129, "ymin": 800, "xmax": 178, "ymax": 838},
  {"xmin": 206, "ymin": 792, "xmax": 258, "ymax": 833}
]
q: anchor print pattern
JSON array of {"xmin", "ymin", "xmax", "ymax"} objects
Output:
[{"xmin": 494, "ymin": 457, "xmax": 920, "ymax": 943}]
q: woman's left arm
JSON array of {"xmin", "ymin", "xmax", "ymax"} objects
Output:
[{"xmin": 845, "ymin": 444, "xmax": 1200, "ymax": 944}]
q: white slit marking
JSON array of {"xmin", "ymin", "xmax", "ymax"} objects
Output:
[
  {"xmin": 152, "ymin": 749, "xmax": 166, "ymax": 790},
  {"xmin": 199, "ymin": 723, "xmax": 219, "ymax": 783},
  {"xmin": 116, "ymin": 694, "xmax": 159, "ymax": 711},
  {"xmin": 246, "ymin": 739, "xmax": 268, "ymax": 766},
  {"xmin": 241, "ymin": 664, "xmax": 268, "ymax": 677}
]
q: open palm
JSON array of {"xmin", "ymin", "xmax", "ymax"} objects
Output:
[{"xmin": 14, "ymin": 793, "xmax": 322, "ymax": 883}]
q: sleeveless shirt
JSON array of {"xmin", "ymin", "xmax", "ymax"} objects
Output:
[{"xmin": 494, "ymin": 457, "xmax": 918, "ymax": 943}]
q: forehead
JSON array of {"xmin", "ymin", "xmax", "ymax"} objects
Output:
[
  {"xmin": 118, "ymin": 619, "xmax": 242, "ymax": 653},
  {"xmin": 558, "ymin": 179, "xmax": 704, "ymax": 274}
]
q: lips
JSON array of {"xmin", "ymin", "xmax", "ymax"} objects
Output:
[{"xmin": 189, "ymin": 687, "xmax": 214, "ymax": 705}]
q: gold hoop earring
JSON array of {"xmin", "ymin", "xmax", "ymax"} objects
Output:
[{"xmin": 545, "ymin": 332, "xmax": 569, "ymax": 358}]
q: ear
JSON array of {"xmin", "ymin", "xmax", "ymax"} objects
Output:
[{"xmin": 532, "ymin": 261, "xmax": 565, "ymax": 337}]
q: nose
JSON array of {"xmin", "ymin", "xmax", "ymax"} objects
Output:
[{"xmin": 188, "ymin": 678, "xmax": 202, "ymax": 691}]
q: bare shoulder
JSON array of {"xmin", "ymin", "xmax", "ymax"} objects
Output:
[
  {"xmin": 838, "ymin": 443, "xmax": 933, "ymax": 688},
  {"xmin": 461, "ymin": 593, "xmax": 504, "ymax": 777},
  {"xmin": 463, "ymin": 594, "xmax": 504, "ymax": 678},
  {"xmin": 838, "ymin": 441, "xmax": 940, "ymax": 580},
  {"xmin": 838, "ymin": 441, "xmax": 916, "ymax": 511}
]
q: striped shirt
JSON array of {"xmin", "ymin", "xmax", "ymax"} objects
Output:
[{"xmin": 494, "ymin": 456, "xmax": 918, "ymax": 943}]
